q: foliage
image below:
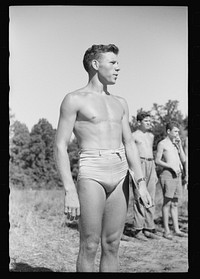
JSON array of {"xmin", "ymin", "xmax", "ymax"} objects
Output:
[
  {"xmin": 129, "ymin": 100, "xmax": 187, "ymax": 177},
  {"xmin": 129, "ymin": 100, "xmax": 187, "ymax": 150}
]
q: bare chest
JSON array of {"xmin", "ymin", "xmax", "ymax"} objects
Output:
[
  {"xmin": 135, "ymin": 132, "xmax": 153, "ymax": 148},
  {"xmin": 163, "ymin": 142, "xmax": 180, "ymax": 160},
  {"xmin": 76, "ymin": 95, "xmax": 124, "ymax": 124}
]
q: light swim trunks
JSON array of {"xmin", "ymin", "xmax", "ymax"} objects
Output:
[{"xmin": 77, "ymin": 147, "xmax": 129, "ymax": 194}]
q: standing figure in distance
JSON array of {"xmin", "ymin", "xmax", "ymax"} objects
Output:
[
  {"xmin": 155, "ymin": 121, "xmax": 186, "ymax": 240},
  {"xmin": 182, "ymin": 125, "xmax": 188, "ymax": 189},
  {"xmin": 131, "ymin": 112, "xmax": 159, "ymax": 240},
  {"xmin": 54, "ymin": 44, "xmax": 152, "ymax": 272}
]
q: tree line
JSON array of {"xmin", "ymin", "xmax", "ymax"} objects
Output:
[{"xmin": 9, "ymin": 100, "xmax": 187, "ymax": 189}]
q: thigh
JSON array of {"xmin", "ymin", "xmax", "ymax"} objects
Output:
[
  {"xmin": 161, "ymin": 173, "xmax": 175, "ymax": 199},
  {"xmin": 101, "ymin": 173, "xmax": 129, "ymax": 239},
  {"xmin": 77, "ymin": 179, "xmax": 106, "ymax": 238}
]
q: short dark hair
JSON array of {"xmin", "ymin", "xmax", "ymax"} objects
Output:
[
  {"xmin": 83, "ymin": 44, "xmax": 119, "ymax": 73},
  {"xmin": 166, "ymin": 121, "xmax": 180, "ymax": 132},
  {"xmin": 136, "ymin": 111, "xmax": 151, "ymax": 122}
]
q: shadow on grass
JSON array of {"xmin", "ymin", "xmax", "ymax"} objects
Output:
[{"xmin": 10, "ymin": 262, "xmax": 54, "ymax": 272}]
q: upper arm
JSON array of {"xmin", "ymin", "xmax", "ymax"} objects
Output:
[
  {"xmin": 55, "ymin": 93, "xmax": 78, "ymax": 148},
  {"xmin": 131, "ymin": 131, "xmax": 137, "ymax": 143},
  {"xmin": 155, "ymin": 141, "xmax": 164, "ymax": 162},
  {"xmin": 117, "ymin": 97, "xmax": 133, "ymax": 145}
]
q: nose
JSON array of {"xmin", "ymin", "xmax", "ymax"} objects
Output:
[{"xmin": 116, "ymin": 63, "xmax": 120, "ymax": 71}]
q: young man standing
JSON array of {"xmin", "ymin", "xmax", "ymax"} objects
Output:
[
  {"xmin": 131, "ymin": 112, "xmax": 159, "ymax": 240},
  {"xmin": 54, "ymin": 44, "xmax": 152, "ymax": 272},
  {"xmin": 155, "ymin": 121, "xmax": 186, "ymax": 240}
]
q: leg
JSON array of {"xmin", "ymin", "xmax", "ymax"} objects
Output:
[
  {"xmin": 76, "ymin": 179, "xmax": 106, "ymax": 272},
  {"xmin": 162, "ymin": 197, "xmax": 172, "ymax": 234},
  {"xmin": 144, "ymin": 161, "xmax": 157, "ymax": 230},
  {"xmin": 100, "ymin": 174, "xmax": 129, "ymax": 272},
  {"xmin": 170, "ymin": 198, "xmax": 181, "ymax": 233}
]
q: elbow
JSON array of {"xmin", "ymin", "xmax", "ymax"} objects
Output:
[{"xmin": 54, "ymin": 140, "xmax": 68, "ymax": 156}]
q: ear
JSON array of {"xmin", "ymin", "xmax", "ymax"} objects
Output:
[{"xmin": 91, "ymin": 59, "xmax": 99, "ymax": 71}]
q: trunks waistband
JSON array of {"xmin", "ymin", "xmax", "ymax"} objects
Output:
[
  {"xmin": 163, "ymin": 168, "xmax": 182, "ymax": 177},
  {"xmin": 140, "ymin": 157, "xmax": 154, "ymax": 161},
  {"xmin": 79, "ymin": 147, "xmax": 125, "ymax": 156}
]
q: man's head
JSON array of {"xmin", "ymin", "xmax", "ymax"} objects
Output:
[
  {"xmin": 166, "ymin": 121, "xmax": 180, "ymax": 140},
  {"xmin": 83, "ymin": 44, "xmax": 119, "ymax": 72},
  {"xmin": 136, "ymin": 111, "xmax": 152, "ymax": 131},
  {"xmin": 83, "ymin": 44, "xmax": 120, "ymax": 85}
]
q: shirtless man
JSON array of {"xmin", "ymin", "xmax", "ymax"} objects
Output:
[
  {"xmin": 182, "ymin": 125, "xmax": 188, "ymax": 189},
  {"xmin": 155, "ymin": 121, "xmax": 186, "ymax": 240},
  {"xmin": 54, "ymin": 44, "xmax": 152, "ymax": 272},
  {"xmin": 131, "ymin": 112, "xmax": 158, "ymax": 240}
]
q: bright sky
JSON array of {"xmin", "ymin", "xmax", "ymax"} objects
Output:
[{"xmin": 9, "ymin": 6, "xmax": 188, "ymax": 131}]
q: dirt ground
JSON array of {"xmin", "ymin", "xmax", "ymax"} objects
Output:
[{"xmin": 9, "ymin": 185, "xmax": 188, "ymax": 272}]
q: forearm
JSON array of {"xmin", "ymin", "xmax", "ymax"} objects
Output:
[
  {"xmin": 155, "ymin": 158, "xmax": 171, "ymax": 169},
  {"xmin": 124, "ymin": 140, "xmax": 144, "ymax": 181},
  {"xmin": 54, "ymin": 145, "xmax": 75, "ymax": 191},
  {"xmin": 179, "ymin": 144, "xmax": 186, "ymax": 163}
]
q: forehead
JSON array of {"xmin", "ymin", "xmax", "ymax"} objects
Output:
[
  {"xmin": 171, "ymin": 126, "xmax": 179, "ymax": 132},
  {"xmin": 99, "ymin": 52, "xmax": 118, "ymax": 61},
  {"xmin": 141, "ymin": 116, "xmax": 151, "ymax": 121}
]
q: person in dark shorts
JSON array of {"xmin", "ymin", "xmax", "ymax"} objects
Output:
[{"xmin": 155, "ymin": 121, "xmax": 187, "ymax": 240}]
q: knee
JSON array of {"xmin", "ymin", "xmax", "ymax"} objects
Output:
[
  {"xmin": 171, "ymin": 201, "xmax": 178, "ymax": 208},
  {"xmin": 101, "ymin": 233, "xmax": 121, "ymax": 255},
  {"xmin": 81, "ymin": 235, "xmax": 100, "ymax": 255}
]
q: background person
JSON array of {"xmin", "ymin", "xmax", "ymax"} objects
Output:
[
  {"xmin": 131, "ymin": 112, "xmax": 159, "ymax": 240},
  {"xmin": 155, "ymin": 121, "xmax": 187, "ymax": 240}
]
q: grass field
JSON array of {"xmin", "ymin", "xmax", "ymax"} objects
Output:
[{"xmin": 9, "ymin": 183, "xmax": 188, "ymax": 272}]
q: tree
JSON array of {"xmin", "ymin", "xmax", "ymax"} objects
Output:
[
  {"xmin": 151, "ymin": 100, "xmax": 186, "ymax": 149},
  {"xmin": 28, "ymin": 118, "xmax": 62, "ymax": 188},
  {"xmin": 9, "ymin": 120, "xmax": 32, "ymax": 188},
  {"xmin": 68, "ymin": 137, "xmax": 79, "ymax": 182}
]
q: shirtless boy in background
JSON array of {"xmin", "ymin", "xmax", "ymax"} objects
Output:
[
  {"xmin": 131, "ymin": 112, "xmax": 159, "ymax": 240},
  {"xmin": 155, "ymin": 121, "xmax": 186, "ymax": 240},
  {"xmin": 54, "ymin": 44, "xmax": 152, "ymax": 272}
]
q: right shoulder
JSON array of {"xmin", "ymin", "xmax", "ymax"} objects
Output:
[
  {"xmin": 60, "ymin": 90, "xmax": 85, "ymax": 111},
  {"xmin": 157, "ymin": 139, "xmax": 166, "ymax": 149},
  {"xmin": 132, "ymin": 130, "xmax": 139, "ymax": 139}
]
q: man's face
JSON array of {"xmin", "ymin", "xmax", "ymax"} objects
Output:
[
  {"xmin": 168, "ymin": 126, "xmax": 180, "ymax": 139},
  {"xmin": 140, "ymin": 116, "xmax": 152, "ymax": 131},
  {"xmin": 96, "ymin": 52, "xmax": 120, "ymax": 85}
]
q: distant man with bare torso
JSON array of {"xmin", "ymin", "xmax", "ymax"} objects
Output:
[
  {"xmin": 54, "ymin": 44, "xmax": 152, "ymax": 272},
  {"xmin": 155, "ymin": 121, "xmax": 186, "ymax": 240},
  {"xmin": 131, "ymin": 112, "xmax": 158, "ymax": 240}
]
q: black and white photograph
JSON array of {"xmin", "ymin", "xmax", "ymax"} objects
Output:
[{"xmin": 9, "ymin": 6, "xmax": 188, "ymax": 272}]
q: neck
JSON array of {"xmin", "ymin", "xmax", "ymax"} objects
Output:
[
  {"xmin": 138, "ymin": 126, "xmax": 147, "ymax": 133},
  {"xmin": 167, "ymin": 135, "xmax": 174, "ymax": 143},
  {"xmin": 87, "ymin": 75, "xmax": 109, "ymax": 95}
]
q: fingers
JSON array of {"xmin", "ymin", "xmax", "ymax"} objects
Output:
[
  {"xmin": 140, "ymin": 194, "xmax": 153, "ymax": 209},
  {"xmin": 64, "ymin": 206, "xmax": 80, "ymax": 221}
]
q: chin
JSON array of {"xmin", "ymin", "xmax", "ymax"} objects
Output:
[{"xmin": 109, "ymin": 80, "xmax": 116, "ymax": 85}]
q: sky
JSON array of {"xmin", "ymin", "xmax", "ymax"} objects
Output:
[{"xmin": 9, "ymin": 6, "xmax": 188, "ymax": 131}]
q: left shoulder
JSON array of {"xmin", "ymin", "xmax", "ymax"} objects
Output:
[
  {"xmin": 148, "ymin": 131, "xmax": 154, "ymax": 138},
  {"xmin": 114, "ymin": 95, "xmax": 128, "ymax": 110}
]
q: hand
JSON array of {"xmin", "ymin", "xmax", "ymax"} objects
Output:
[
  {"xmin": 138, "ymin": 181, "xmax": 153, "ymax": 208},
  {"xmin": 173, "ymin": 136, "xmax": 182, "ymax": 148},
  {"xmin": 64, "ymin": 188, "xmax": 80, "ymax": 221},
  {"xmin": 170, "ymin": 166, "xmax": 181, "ymax": 176}
]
